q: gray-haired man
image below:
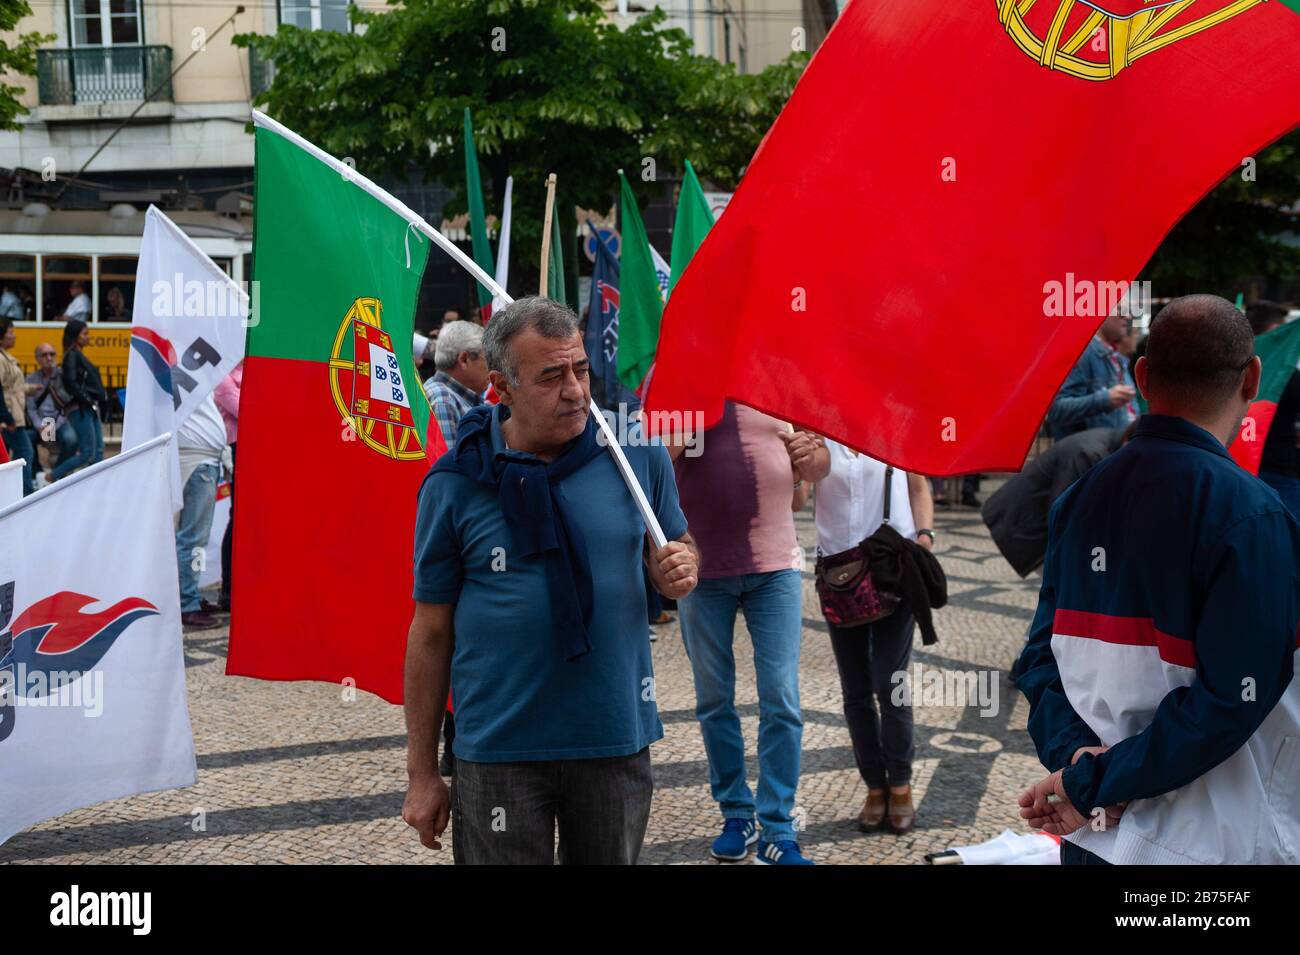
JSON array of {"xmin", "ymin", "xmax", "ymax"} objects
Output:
[
  {"xmin": 402, "ymin": 297, "xmax": 699, "ymax": 864},
  {"xmin": 423, "ymin": 320, "xmax": 488, "ymax": 450}
]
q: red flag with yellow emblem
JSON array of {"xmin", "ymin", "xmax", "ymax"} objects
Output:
[{"xmin": 644, "ymin": 0, "xmax": 1300, "ymax": 475}]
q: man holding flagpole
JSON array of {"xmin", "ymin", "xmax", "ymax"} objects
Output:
[{"xmin": 402, "ymin": 296, "xmax": 698, "ymax": 864}]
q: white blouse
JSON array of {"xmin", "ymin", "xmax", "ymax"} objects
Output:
[{"xmin": 814, "ymin": 439, "xmax": 916, "ymax": 555}]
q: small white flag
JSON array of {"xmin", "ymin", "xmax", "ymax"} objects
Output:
[{"xmin": 123, "ymin": 206, "xmax": 246, "ymax": 510}]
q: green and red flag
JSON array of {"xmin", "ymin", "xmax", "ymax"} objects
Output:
[
  {"xmin": 228, "ymin": 113, "xmax": 447, "ymax": 703},
  {"xmin": 669, "ymin": 160, "xmax": 714, "ymax": 296},
  {"xmin": 464, "ymin": 107, "xmax": 495, "ymax": 312},
  {"xmin": 615, "ymin": 171, "xmax": 663, "ymax": 392},
  {"xmin": 644, "ymin": 0, "xmax": 1300, "ymax": 474},
  {"xmin": 1231, "ymin": 318, "xmax": 1300, "ymax": 474}
]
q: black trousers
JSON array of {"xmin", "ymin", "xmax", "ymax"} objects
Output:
[
  {"xmin": 1060, "ymin": 840, "xmax": 1111, "ymax": 865},
  {"xmin": 828, "ymin": 607, "xmax": 916, "ymax": 789},
  {"xmin": 450, "ymin": 748, "xmax": 653, "ymax": 865}
]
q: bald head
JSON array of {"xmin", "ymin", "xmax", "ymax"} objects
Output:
[{"xmin": 1140, "ymin": 295, "xmax": 1256, "ymax": 416}]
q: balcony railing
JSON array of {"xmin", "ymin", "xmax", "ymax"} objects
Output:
[{"xmin": 36, "ymin": 45, "xmax": 173, "ymax": 107}]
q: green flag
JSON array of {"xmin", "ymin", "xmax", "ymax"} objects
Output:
[
  {"xmin": 669, "ymin": 160, "xmax": 715, "ymax": 296},
  {"xmin": 616, "ymin": 171, "xmax": 663, "ymax": 392},
  {"xmin": 546, "ymin": 201, "xmax": 567, "ymax": 305},
  {"xmin": 464, "ymin": 107, "xmax": 494, "ymax": 308}
]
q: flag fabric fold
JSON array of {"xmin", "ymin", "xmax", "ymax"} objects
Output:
[
  {"xmin": 1232, "ymin": 318, "xmax": 1300, "ymax": 474},
  {"xmin": 0, "ymin": 434, "xmax": 196, "ymax": 846},
  {"xmin": 615, "ymin": 172, "xmax": 664, "ymax": 392},
  {"xmin": 464, "ymin": 107, "xmax": 496, "ymax": 310},
  {"xmin": 669, "ymin": 160, "xmax": 714, "ymax": 296},
  {"xmin": 491, "ymin": 175, "xmax": 514, "ymax": 314},
  {"xmin": 644, "ymin": 0, "xmax": 1300, "ymax": 475}
]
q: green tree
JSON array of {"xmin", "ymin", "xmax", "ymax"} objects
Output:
[
  {"xmin": 1140, "ymin": 131, "xmax": 1300, "ymax": 300},
  {"xmin": 0, "ymin": 0, "xmax": 53, "ymax": 130},
  {"xmin": 237, "ymin": 0, "xmax": 807, "ymax": 292}
]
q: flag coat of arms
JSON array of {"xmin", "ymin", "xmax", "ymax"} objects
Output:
[
  {"xmin": 644, "ymin": 0, "xmax": 1300, "ymax": 475},
  {"xmin": 227, "ymin": 113, "xmax": 447, "ymax": 704},
  {"xmin": 122, "ymin": 206, "xmax": 247, "ymax": 508},
  {"xmin": 0, "ymin": 434, "xmax": 196, "ymax": 846}
]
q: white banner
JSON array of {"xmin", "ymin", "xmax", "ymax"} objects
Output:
[
  {"xmin": 0, "ymin": 434, "xmax": 197, "ymax": 846},
  {"xmin": 123, "ymin": 206, "xmax": 246, "ymax": 510},
  {"xmin": 0, "ymin": 459, "xmax": 23, "ymax": 510},
  {"xmin": 491, "ymin": 176, "xmax": 513, "ymax": 314}
]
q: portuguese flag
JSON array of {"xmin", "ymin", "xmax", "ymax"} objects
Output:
[
  {"xmin": 227, "ymin": 113, "xmax": 446, "ymax": 704},
  {"xmin": 644, "ymin": 0, "xmax": 1300, "ymax": 475},
  {"xmin": 1231, "ymin": 318, "xmax": 1300, "ymax": 474}
]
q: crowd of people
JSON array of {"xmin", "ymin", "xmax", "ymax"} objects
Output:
[
  {"xmin": 399, "ymin": 292, "xmax": 1298, "ymax": 867},
  {"xmin": 7, "ymin": 289, "xmax": 1295, "ymax": 867},
  {"xmin": 0, "ymin": 317, "xmax": 107, "ymax": 496}
]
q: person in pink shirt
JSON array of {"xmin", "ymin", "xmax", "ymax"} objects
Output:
[{"xmin": 213, "ymin": 362, "xmax": 242, "ymax": 612}]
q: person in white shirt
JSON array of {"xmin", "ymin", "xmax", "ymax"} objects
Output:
[
  {"xmin": 59, "ymin": 282, "xmax": 91, "ymax": 321},
  {"xmin": 791, "ymin": 433, "xmax": 934, "ymax": 835},
  {"xmin": 176, "ymin": 393, "xmax": 227, "ymax": 630}
]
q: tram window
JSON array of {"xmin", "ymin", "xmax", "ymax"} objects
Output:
[
  {"xmin": 0, "ymin": 254, "xmax": 36, "ymax": 321},
  {"xmin": 98, "ymin": 255, "xmax": 138, "ymax": 322},
  {"xmin": 42, "ymin": 256, "xmax": 93, "ymax": 323}
]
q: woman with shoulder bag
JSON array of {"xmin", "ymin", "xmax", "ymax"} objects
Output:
[{"xmin": 789, "ymin": 432, "xmax": 936, "ymax": 835}]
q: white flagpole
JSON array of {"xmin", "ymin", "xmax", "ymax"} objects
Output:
[{"xmin": 250, "ymin": 111, "xmax": 668, "ymax": 550}]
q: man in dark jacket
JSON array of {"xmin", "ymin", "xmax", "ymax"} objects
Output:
[
  {"xmin": 1016, "ymin": 294, "xmax": 1300, "ymax": 865},
  {"xmin": 982, "ymin": 427, "xmax": 1128, "ymax": 578}
]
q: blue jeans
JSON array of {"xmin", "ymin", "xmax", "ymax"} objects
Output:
[
  {"xmin": 52, "ymin": 406, "xmax": 103, "ymax": 480},
  {"xmin": 3, "ymin": 426, "xmax": 35, "ymax": 495},
  {"xmin": 176, "ymin": 461, "xmax": 219, "ymax": 612},
  {"xmin": 678, "ymin": 569, "xmax": 804, "ymax": 843}
]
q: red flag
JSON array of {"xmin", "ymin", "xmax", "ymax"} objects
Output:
[
  {"xmin": 644, "ymin": 0, "xmax": 1300, "ymax": 475},
  {"xmin": 1230, "ymin": 318, "xmax": 1300, "ymax": 473}
]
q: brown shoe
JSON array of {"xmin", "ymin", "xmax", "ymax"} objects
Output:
[
  {"xmin": 857, "ymin": 791, "xmax": 888, "ymax": 831},
  {"xmin": 181, "ymin": 611, "xmax": 221, "ymax": 631},
  {"xmin": 888, "ymin": 787, "xmax": 916, "ymax": 834}
]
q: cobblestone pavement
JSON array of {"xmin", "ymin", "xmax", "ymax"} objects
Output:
[{"xmin": 1, "ymin": 489, "xmax": 1050, "ymax": 865}]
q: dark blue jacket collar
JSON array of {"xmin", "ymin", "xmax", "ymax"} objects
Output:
[{"xmin": 1132, "ymin": 413, "xmax": 1232, "ymax": 461}]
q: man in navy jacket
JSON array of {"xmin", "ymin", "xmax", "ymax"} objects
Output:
[{"xmin": 1017, "ymin": 295, "xmax": 1300, "ymax": 864}]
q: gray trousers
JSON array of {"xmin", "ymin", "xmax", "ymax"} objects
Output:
[{"xmin": 450, "ymin": 748, "xmax": 653, "ymax": 865}]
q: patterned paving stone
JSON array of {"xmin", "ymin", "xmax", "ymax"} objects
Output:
[{"xmin": 1, "ymin": 485, "xmax": 1052, "ymax": 865}]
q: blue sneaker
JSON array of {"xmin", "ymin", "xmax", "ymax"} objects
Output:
[
  {"xmin": 710, "ymin": 818, "xmax": 759, "ymax": 861},
  {"xmin": 755, "ymin": 839, "xmax": 815, "ymax": 865}
]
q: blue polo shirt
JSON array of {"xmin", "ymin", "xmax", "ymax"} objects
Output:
[{"xmin": 412, "ymin": 407, "xmax": 688, "ymax": 762}]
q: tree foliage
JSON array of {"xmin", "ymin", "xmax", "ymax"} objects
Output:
[
  {"xmin": 0, "ymin": 0, "xmax": 54, "ymax": 130},
  {"xmin": 237, "ymin": 0, "xmax": 806, "ymax": 282},
  {"xmin": 1140, "ymin": 130, "xmax": 1300, "ymax": 300}
]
